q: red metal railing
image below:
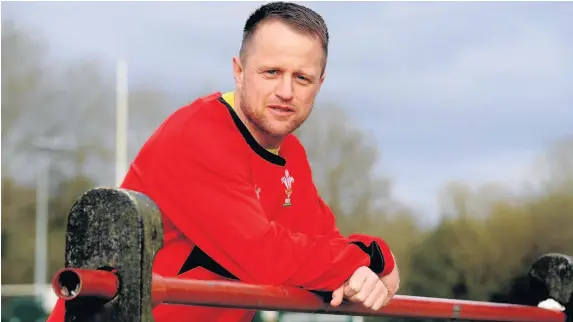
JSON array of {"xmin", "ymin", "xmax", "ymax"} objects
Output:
[{"xmin": 52, "ymin": 268, "xmax": 566, "ymax": 322}]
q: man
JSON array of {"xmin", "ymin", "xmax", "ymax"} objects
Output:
[{"xmin": 47, "ymin": 2, "xmax": 400, "ymax": 321}]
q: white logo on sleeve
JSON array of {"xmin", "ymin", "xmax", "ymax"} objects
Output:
[{"xmin": 254, "ymin": 185, "xmax": 261, "ymax": 200}]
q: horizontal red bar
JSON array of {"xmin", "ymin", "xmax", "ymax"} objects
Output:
[
  {"xmin": 52, "ymin": 268, "xmax": 566, "ymax": 322},
  {"xmin": 52, "ymin": 268, "xmax": 118, "ymax": 301}
]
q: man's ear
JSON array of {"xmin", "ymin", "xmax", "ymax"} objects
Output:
[
  {"xmin": 317, "ymin": 69, "xmax": 326, "ymax": 93},
  {"xmin": 232, "ymin": 56, "xmax": 244, "ymax": 89}
]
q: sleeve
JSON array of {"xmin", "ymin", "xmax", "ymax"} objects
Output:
[
  {"xmin": 140, "ymin": 122, "xmax": 386, "ymax": 291},
  {"xmin": 317, "ymin": 197, "xmax": 396, "ymax": 276},
  {"xmin": 45, "ymin": 298, "xmax": 65, "ymax": 322}
]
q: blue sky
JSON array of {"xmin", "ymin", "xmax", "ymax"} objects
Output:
[{"xmin": 3, "ymin": 1, "xmax": 572, "ymax": 220}]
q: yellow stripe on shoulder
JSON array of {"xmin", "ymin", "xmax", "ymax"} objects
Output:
[{"xmin": 222, "ymin": 91, "xmax": 235, "ymax": 109}]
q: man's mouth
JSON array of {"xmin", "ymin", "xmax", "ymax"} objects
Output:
[
  {"xmin": 267, "ymin": 105, "xmax": 295, "ymax": 115},
  {"xmin": 268, "ymin": 105, "xmax": 295, "ymax": 112}
]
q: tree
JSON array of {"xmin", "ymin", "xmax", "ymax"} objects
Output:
[
  {"xmin": 407, "ymin": 137, "xmax": 573, "ymax": 307},
  {"xmin": 0, "ymin": 177, "xmax": 37, "ymax": 283},
  {"xmin": 295, "ymin": 104, "xmax": 392, "ymax": 222},
  {"xmin": 1, "ymin": 21, "xmax": 49, "ymax": 140},
  {"xmin": 535, "ymin": 136, "xmax": 573, "ymax": 192},
  {"xmin": 1, "ymin": 19, "xmax": 170, "ymax": 186},
  {"xmin": 0, "ymin": 19, "xmax": 174, "ymax": 285}
]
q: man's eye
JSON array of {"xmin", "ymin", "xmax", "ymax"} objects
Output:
[
  {"xmin": 266, "ymin": 70, "xmax": 278, "ymax": 75},
  {"xmin": 296, "ymin": 75, "xmax": 311, "ymax": 83}
]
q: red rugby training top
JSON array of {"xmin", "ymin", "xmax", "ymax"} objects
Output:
[{"xmin": 47, "ymin": 92, "xmax": 395, "ymax": 322}]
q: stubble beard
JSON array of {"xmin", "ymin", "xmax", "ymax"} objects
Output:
[{"xmin": 238, "ymin": 91, "xmax": 310, "ymax": 138}]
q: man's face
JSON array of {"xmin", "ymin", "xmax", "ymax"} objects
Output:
[{"xmin": 233, "ymin": 20, "xmax": 325, "ymax": 143}]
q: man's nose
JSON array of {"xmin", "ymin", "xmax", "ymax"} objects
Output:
[{"xmin": 275, "ymin": 76, "xmax": 294, "ymax": 101}]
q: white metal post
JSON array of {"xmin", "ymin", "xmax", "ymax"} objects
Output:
[
  {"xmin": 32, "ymin": 137, "xmax": 76, "ymax": 302},
  {"xmin": 34, "ymin": 158, "xmax": 50, "ymax": 299},
  {"xmin": 115, "ymin": 60, "xmax": 129, "ymax": 187}
]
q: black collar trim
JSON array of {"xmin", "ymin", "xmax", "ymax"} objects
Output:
[{"xmin": 218, "ymin": 97, "xmax": 286, "ymax": 166}]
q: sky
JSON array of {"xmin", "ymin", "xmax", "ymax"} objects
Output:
[{"xmin": 3, "ymin": 1, "xmax": 572, "ymax": 221}]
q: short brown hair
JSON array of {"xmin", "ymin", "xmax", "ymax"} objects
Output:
[{"xmin": 239, "ymin": 2, "xmax": 329, "ymax": 68}]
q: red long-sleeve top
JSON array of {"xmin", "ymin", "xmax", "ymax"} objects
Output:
[{"xmin": 47, "ymin": 92, "xmax": 394, "ymax": 322}]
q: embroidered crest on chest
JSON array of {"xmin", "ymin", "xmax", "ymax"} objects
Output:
[{"xmin": 281, "ymin": 169, "xmax": 295, "ymax": 207}]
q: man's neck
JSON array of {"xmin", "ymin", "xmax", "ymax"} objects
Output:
[{"xmin": 226, "ymin": 92, "xmax": 283, "ymax": 152}]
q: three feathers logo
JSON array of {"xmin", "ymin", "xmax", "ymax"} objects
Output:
[
  {"xmin": 281, "ymin": 169, "xmax": 294, "ymax": 207},
  {"xmin": 253, "ymin": 169, "xmax": 294, "ymax": 207}
]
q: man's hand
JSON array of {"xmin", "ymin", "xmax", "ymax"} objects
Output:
[
  {"xmin": 380, "ymin": 252, "xmax": 400, "ymax": 306},
  {"xmin": 330, "ymin": 266, "xmax": 389, "ymax": 311}
]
